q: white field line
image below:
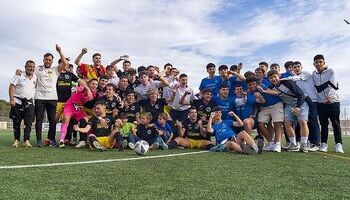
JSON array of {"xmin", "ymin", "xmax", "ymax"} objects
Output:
[{"xmin": 0, "ymin": 150, "xmax": 209, "ymax": 170}]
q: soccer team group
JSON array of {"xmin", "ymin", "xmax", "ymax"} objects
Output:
[{"xmin": 8, "ymin": 44, "xmax": 345, "ymax": 154}]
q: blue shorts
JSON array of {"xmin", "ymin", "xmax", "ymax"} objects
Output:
[{"xmin": 284, "ymin": 102, "xmax": 309, "ymax": 123}]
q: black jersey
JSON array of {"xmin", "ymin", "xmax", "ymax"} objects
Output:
[
  {"xmin": 191, "ymin": 99, "xmax": 217, "ymax": 120},
  {"xmin": 136, "ymin": 124, "xmax": 158, "ymax": 142},
  {"xmin": 88, "ymin": 115, "xmax": 115, "ymax": 137},
  {"xmin": 139, "ymin": 98, "xmax": 167, "ymax": 123},
  {"xmin": 182, "ymin": 118, "xmax": 205, "ymax": 140},
  {"xmin": 57, "ymin": 72, "xmax": 79, "ymax": 102},
  {"xmin": 122, "ymin": 102, "xmax": 141, "ymax": 122},
  {"xmin": 99, "ymin": 96, "xmax": 122, "ymax": 117}
]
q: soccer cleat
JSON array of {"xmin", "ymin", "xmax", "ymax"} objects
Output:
[
  {"xmin": 58, "ymin": 142, "xmax": 66, "ymax": 148},
  {"xmin": 287, "ymin": 143, "xmax": 300, "ymax": 152},
  {"xmin": 263, "ymin": 143, "xmax": 275, "ymax": 151},
  {"xmin": 335, "ymin": 143, "xmax": 344, "ymax": 153},
  {"xmin": 273, "ymin": 143, "xmax": 281, "ymax": 153},
  {"xmin": 308, "ymin": 144, "xmax": 320, "ymax": 152},
  {"xmin": 296, "ymin": 142, "xmax": 300, "ymax": 150},
  {"xmin": 255, "ymin": 139, "xmax": 264, "ymax": 154},
  {"xmin": 23, "ymin": 140, "xmax": 32, "ymax": 148},
  {"xmin": 49, "ymin": 140, "xmax": 58, "ymax": 147},
  {"xmin": 128, "ymin": 142, "xmax": 135, "ymax": 150},
  {"xmin": 240, "ymin": 143, "xmax": 255, "ymax": 155},
  {"xmin": 281, "ymin": 142, "xmax": 291, "ymax": 150},
  {"xmin": 92, "ymin": 141, "xmax": 106, "ymax": 151},
  {"xmin": 12, "ymin": 140, "xmax": 20, "ymax": 147},
  {"xmin": 150, "ymin": 142, "xmax": 159, "ymax": 150},
  {"xmin": 44, "ymin": 139, "xmax": 51, "ymax": 146},
  {"xmin": 319, "ymin": 143, "xmax": 328, "ymax": 152},
  {"xmin": 300, "ymin": 142, "xmax": 308, "ymax": 153},
  {"xmin": 36, "ymin": 140, "xmax": 43, "ymax": 147}
]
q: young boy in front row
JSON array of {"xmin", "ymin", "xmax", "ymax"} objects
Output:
[
  {"xmin": 261, "ymin": 70, "xmax": 309, "ymax": 153},
  {"xmin": 112, "ymin": 112, "xmax": 136, "ymax": 151},
  {"xmin": 129, "ymin": 112, "xmax": 168, "ymax": 150},
  {"xmin": 207, "ymin": 107, "xmax": 264, "ymax": 155},
  {"xmin": 73, "ymin": 101, "xmax": 118, "ymax": 151}
]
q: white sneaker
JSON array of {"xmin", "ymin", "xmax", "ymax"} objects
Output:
[
  {"xmin": 308, "ymin": 144, "xmax": 320, "ymax": 152},
  {"xmin": 273, "ymin": 143, "xmax": 281, "ymax": 153},
  {"xmin": 335, "ymin": 143, "xmax": 344, "ymax": 153},
  {"xmin": 128, "ymin": 142, "xmax": 135, "ymax": 150},
  {"xmin": 75, "ymin": 141, "xmax": 86, "ymax": 148},
  {"xmin": 281, "ymin": 142, "xmax": 291, "ymax": 150},
  {"xmin": 263, "ymin": 143, "xmax": 275, "ymax": 151},
  {"xmin": 319, "ymin": 143, "xmax": 328, "ymax": 152}
]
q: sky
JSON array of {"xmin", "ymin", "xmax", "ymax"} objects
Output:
[{"xmin": 1, "ymin": 0, "xmax": 350, "ymax": 104}]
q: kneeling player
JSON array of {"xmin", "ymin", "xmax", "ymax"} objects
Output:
[
  {"xmin": 73, "ymin": 101, "xmax": 118, "ymax": 151},
  {"xmin": 207, "ymin": 107, "xmax": 263, "ymax": 155},
  {"xmin": 174, "ymin": 107, "xmax": 214, "ymax": 149}
]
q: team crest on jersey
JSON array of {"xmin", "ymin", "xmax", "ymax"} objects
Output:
[
  {"xmin": 105, "ymin": 118, "xmax": 110, "ymax": 123},
  {"xmin": 111, "ymin": 102, "xmax": 116, "ymax": 108},
  {"xmin": 65, "ymin": 74, "xmax": 69, "ymax": 79},
  {"xmin": 131, "ymin": 106, "xmax": 135, "ymax": 111},
  {"xmin": 39, "ymin": 67, "xmax": 43, "ymax": 71},
  {"xmin": 194, "ymin": 124, "xmax": 199, "ymax": 129},
  {"xmin": 206, "ymin": 107, "xmax": 211, "ymax": 112},
  {"xmin": 155, "ymin": 104, "xmax": 159, "ymax": 109},
  {"xmin": 147, "ymin": 130, "xmax": 152, "ymax": 135}
]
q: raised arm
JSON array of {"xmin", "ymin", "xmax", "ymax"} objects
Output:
[
  {"xmin": 207, "ymin": 112, "xmax": 215, "ymax": 133},
  {"xmin": 228, "ymin": 111, "xmax": 244, "ymax": 127},
  {"xmin": 75, "ymin": 48, "xmax": 87, "ymax": 67},
  {"xmin": 56, "ymin": 44, "xmax": 69, "ymax": 73}
]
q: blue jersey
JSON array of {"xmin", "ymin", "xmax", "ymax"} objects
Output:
[
  {"xmin": 259, "ymin": 77, "xmax": 281, "ymax": 107},
  {"xmin": 228, "ymin": 76, "xmax": 240, "ymax": 96},
  {"xmin": 154, "ymin": 122, "xmax": 173, "ymax": 136},
  {"xmin": 199, "ymin": 76, "xmax": 221, "ymax": 97},
  {"xmin": 212, "ymin": 119, "xmax": 236, "ymax": 144},
  {"xmin": 212, "ymin": 96, "xmax": 235, "ymax": 120},
  {"xmin": 281, "ymin": 71, "xmax": 293, "ymax": 79},
  {"xmin": 234, "ymin": 93, "xmax": 256, "ymax": 120}
]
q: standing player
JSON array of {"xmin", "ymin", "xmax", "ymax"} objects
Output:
[
  {"xmin": 74, "ymin": 48, "xmax": 106, "ymax": 80},
  {"xmin": 134, "ymin": 71, "xmax": 169, "ymax": 100},
  {"xmin": 291, "ymin": 61, "xmax": 320, "ymax": 151},
  {"xmin": 171, "ymin": 74, "xmax": 196, "ymax": 122},
  {"xmin": 263, "ymin": 70, "xmax": 309, "ymax": 153},
  {"xmin": 32, "ymin": 45, "xmax": 69, "ymax": 147},
  {"xmin": 312, "ymin": 54, "xmax": 344, "ymax": 153},
  {"xmin": 9, "ymin": 60, "xmax": 37, "ymax": 147},
  {"xmin": 199, "ymin": 63, "xmax": 221, "ymax": 97}
]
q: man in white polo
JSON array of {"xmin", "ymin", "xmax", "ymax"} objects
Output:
[
  {"xmin": 34, "ymin": 44, "xmax": 68, "ymax": 147},
  {"xmin": 9, "ymin": 60, "xmax": 37, "ymax": 147}
]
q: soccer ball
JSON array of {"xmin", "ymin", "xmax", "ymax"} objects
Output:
[{"xmin": 134, "ymin": 140, "xmax": 150, "ymax": 155}]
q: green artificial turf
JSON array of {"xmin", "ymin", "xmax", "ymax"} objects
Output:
[{"xmin": 0, "ymin": 130, "xmax": 349, "ymax": 200}]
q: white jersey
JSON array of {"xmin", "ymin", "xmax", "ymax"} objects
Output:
[
  {"xmin": 35, "ymin": 65, "xmax": 60, "ymax": 100},
  {"xmin": 9, "ymin": 73, "xmax": 37, "ymax": 104},
  {"xmin": 172, "ymin": 85, "xmax": 196, "ymax": 111},
  {"xmin": 134, "ymin": 80, "xmax": 163, "ymax": 100}
]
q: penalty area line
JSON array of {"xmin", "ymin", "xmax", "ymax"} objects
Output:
[{"xmin": 0, "ymin": 150, "xmax": 209, "ymax": 170}]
